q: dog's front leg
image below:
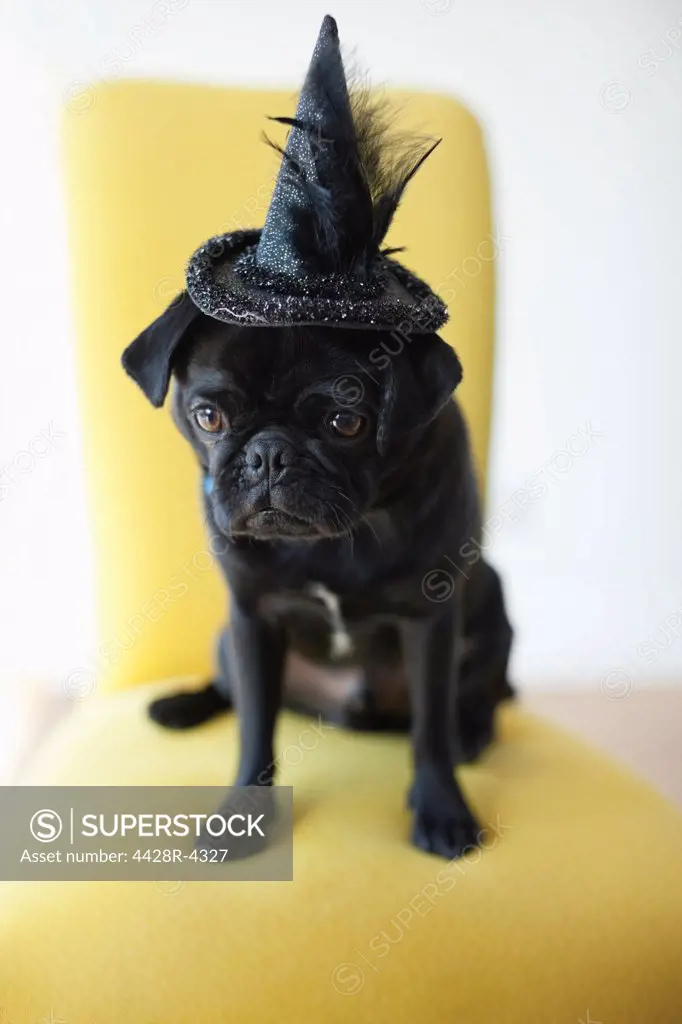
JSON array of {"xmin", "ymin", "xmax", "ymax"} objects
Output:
[
  {"xmin": 227, "ymin": 600, "xmax": 286, "ymax": 787},
  {"xmin": 401, "ymin": 607, "xmax": 482, "ymax": 859}
]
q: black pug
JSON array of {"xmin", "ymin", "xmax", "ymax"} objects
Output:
[{"xmin": 122, "ymin": 299, "xmax": 513, "ymax": 859}]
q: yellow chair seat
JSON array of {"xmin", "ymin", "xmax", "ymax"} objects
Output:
[{"xmin": 1, "ymin": 685, "xmax": 680, "ymax": 1022}]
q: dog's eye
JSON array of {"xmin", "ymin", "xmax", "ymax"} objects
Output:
[
  {"xmin": 326, "ymin": 410, "xmax": 367, "ymax": 439},
  {"xmin": 193, "ymin": 406, "xmax": 227, "ymax": 434}
]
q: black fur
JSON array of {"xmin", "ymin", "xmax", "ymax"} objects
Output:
[
  {"xmin": 121, "ymin": 293, "xmax": 201, "ymax": 408},
  {"xmin": 122, "ymin": 310, "xmax": 513, "ymax": 859}
]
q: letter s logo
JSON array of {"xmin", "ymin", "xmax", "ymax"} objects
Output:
[{"xmin": 30, "ymin": 809, "xmax": 63, "ymax": 843}]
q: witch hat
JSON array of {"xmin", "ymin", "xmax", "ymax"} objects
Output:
[{"xmin": 185, "ymin": 14, "xmax": 448, "ymax": 333}]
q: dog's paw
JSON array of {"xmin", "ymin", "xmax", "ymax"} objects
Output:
[
  {"xmin": 411, "ymin": 802, "xmax": 481, "ymax": 860},
  {"xmin": 196, "ymin": 786, "xmax": 276, "ymax": 860},
  {"xmin": 409, "ymin": 776, "xmax": 481, "ymax": 859},
  {"xmin": 148, "ymin": 684, "xmax": 230, "ymax": 729}
]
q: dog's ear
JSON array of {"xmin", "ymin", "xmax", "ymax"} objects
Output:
[
  {"xmin": 121, "ymin": 292, "xmax": 203, "ymax": 407},
  {"xmin": 376, "ymin": 333, "xmax": 462, "ymax": 454}
]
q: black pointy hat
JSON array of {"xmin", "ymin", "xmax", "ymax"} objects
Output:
[{"xmin": 185, "ymin": 14, "xmax": 448, "ymax": 333}]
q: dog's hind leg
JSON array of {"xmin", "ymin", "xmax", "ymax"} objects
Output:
[
  {"xmin": 455, "ymin": 628, "xmax": 513, "ymax": 762},
  {"xmin": 454, "ymin": 560, "xmax": 514, "ymax": 763},
  {"xmin": 147, "ymin": 628, "xmax": 233, "ymax": 729}
]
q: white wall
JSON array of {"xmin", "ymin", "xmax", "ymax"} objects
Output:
[{"xmin": 1, "ymin": 0, "xmax": 681, "ymax": 693}]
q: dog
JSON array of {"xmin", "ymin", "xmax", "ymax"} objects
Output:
[{"xmin": 122, "ymin": 297, "xmax": 513, "ymax": 859}]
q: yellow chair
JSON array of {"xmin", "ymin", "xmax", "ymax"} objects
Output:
[{"xmin": 1, "ymin": 81, "xmax": 680, "ymax": 1022}]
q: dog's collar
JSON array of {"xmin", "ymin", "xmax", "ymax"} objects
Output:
[{"xmin": 203, "ymin": 474, "xmax": 214, "ymax": 497}]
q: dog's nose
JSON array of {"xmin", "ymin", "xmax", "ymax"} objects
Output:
[{"xmin": 244, "ymin": 431, "xmax": 296, "ymax": 483}]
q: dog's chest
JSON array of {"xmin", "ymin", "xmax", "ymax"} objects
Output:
[
  {"xmin": 257, "ymin": 582, "xmax": 355, "ymax": 661},
  {"xmin": 305, "ymin": 583, "xmax": 354, "ymax": 658}
]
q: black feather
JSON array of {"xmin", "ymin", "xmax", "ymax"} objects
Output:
[{"xmin": 263, "ymin": 68, "xmax": 439, "ymax": 276}]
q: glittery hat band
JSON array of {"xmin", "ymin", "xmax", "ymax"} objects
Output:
[{"xmin": 185, "ymin": 230, "xmax": 448, "ymax": 333}]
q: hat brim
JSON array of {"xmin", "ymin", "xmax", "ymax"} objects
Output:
[{"xmin": 185, "ymin": 231, "xmax": 448, "ymax": 333}]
